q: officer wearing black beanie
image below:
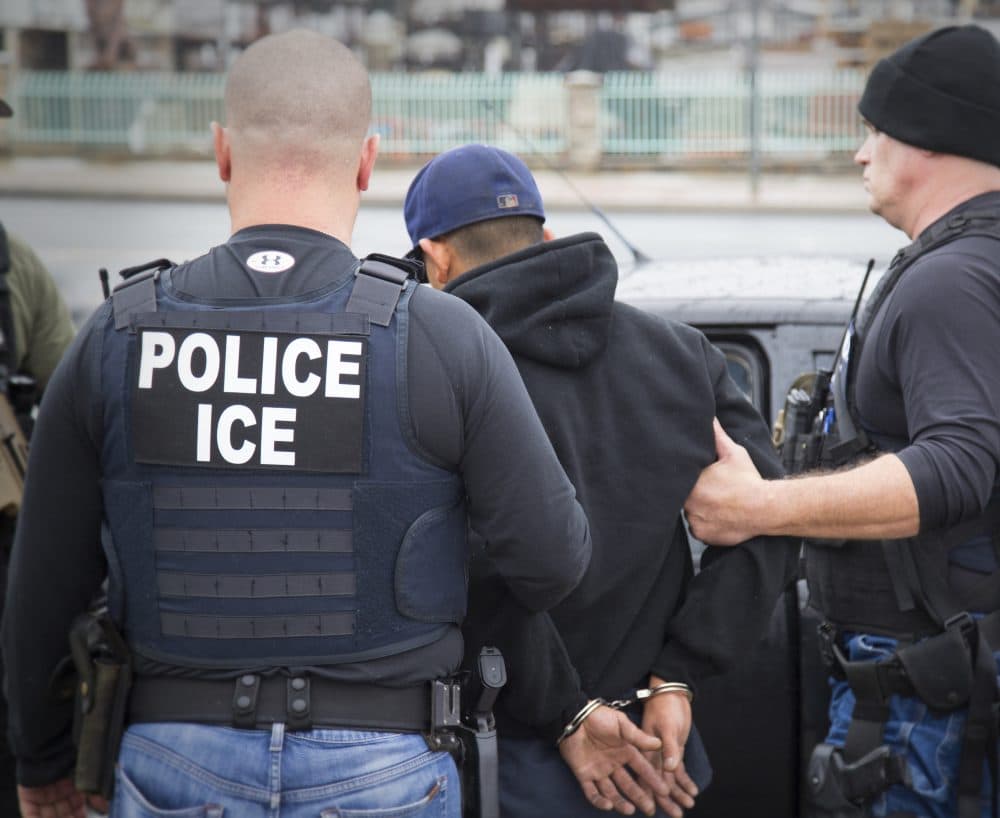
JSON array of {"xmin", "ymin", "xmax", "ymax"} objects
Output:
[
  {"xmin": 685, "ymin": 24, "xmax": 1000, "ymax": 818},
  {"xmin": 859, "ymin": 24, "xmax": 1000, "ymax": 168}
]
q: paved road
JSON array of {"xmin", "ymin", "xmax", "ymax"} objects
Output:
[{"xmin": 0, "ymin": 195, "xmax": 905, "ymax": 324}]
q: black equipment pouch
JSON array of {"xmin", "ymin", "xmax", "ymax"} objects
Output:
[
  {"xmin": 69, "ymin": 612, "xmax": 132, "ymax": 800},
  {"xmin": 775, "ymin": 369, "xmax": 833, "ymax": 475},
  {"xmin": 896, "ymin": 623, "xmax": 974, "ymax": 711}
]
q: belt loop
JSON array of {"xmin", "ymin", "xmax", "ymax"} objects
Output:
[
  {"xmin": 286, "ymin": 676, "xmax": 312, "ymax": 731},
  {"xmin": 233, "ymin": 674, "xmax": 260, "ymax": 728},
  {"xmin": 269, "ymin": 722, "xmax": 284, "ymax": 752}
]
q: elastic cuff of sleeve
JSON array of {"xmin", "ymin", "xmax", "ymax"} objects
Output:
[
  {"xmin": 541, "ymin": 689, "xmax": 590, "ymax": 745},
  {"xmin": 556, "ymin": 698, "xmax": 605, "ymax": 746}
]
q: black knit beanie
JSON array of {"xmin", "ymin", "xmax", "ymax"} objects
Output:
[{"xmin": 858, "ymin": 24, "xmax": 1000, "ymax": 166}]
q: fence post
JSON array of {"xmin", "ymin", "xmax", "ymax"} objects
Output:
[
  {"xmin": 564, "ymin": 70, "xmax": 602, "ymax": 171},
  {"xmin": 0, "ymin": 52, "xmax": 11, "ymax": 153}
]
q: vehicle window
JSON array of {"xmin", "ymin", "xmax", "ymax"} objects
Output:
[{"xmin": 714, "ymin": 340, "xmax": 766, "ymax": 414}]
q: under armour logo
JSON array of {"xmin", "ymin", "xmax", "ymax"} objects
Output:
[{"xmin": 246, "ymin": 251, "xmax": 296, "ymax": 274}]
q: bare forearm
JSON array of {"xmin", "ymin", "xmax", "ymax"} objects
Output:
[
  {"xmin": 760, "ymin": 454, "xmax": 919, "ymax": 540},
  {"xmin": 686, "ymin": 422, "xmax": 921, "ymax": 547}
]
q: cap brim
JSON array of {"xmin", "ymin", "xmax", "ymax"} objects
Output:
[{"xmin": 0, "ymin": 99, "xmax": 11, "ymax": 118}]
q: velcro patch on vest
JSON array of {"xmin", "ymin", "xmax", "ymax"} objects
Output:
[{"xmin": 131, "ymin": 327, "xmax": 366, "ymax": 472}]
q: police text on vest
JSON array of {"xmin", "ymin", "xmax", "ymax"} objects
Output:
[{"xmin": 131, "ymin": 327, "xmax": 367, "ymax": 472}]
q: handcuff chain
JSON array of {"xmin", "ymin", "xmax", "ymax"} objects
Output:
[{"xmin": 609, "ymin": 682, "xmax": 694, "ymax": 711}]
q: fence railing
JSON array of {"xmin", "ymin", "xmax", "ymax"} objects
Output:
[
  {"xmin": 6, "ymin": 68, "xmax": 868, "ymax": 164},
  {"xmin": 601, "ymin": 69, "xmax": 866, "ymax": 158}
]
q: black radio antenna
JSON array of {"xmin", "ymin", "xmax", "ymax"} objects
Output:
[{"xmin": 482, "ymin": 101, "xmax": 651, "ymax": 265}]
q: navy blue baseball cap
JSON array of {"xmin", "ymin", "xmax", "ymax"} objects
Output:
[{"xmin": 404, "ymin": 144, "xmax": 545, "ymax": 251}]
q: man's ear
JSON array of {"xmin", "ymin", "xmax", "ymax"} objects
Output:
[
  {"xmin": 357, "ymin": 133, "xmax": 380, "ymax": 192},
  {"xmin": 543, "ymin": 226, "xmax": 555, "ymax": 242},
  {"xmin": 211, "ymin": 122, "xmax": 231, "ymax": 183},
  {"xmin": 418, "ymin": 238, "xmax": 453, "ymax": 289}
]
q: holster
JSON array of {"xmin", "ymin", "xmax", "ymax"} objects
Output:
[
  {"xmin": 458, "ymin": 648, "xmax": 506, "ymax": 818},
  {"xmin": 806, "ymin": 743, "xmax": 907, "ymax": 818},
  {"xmin": 424, "ymin": 648, "xmax": 506, "ymax": 818},
  {"xmin": 69, "ymin": 612, "xmax": 132, "ymax": 800}
]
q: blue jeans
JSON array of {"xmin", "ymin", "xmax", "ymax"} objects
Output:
[
  {"xmin": 110, "ymin": 722, "xmax": 459, "ymax": 817},
  {"xmin": 826, "ymin": 633, "xmax": 1000, "ymax": 818}
]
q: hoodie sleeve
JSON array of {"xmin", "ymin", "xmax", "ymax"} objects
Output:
[
  {"xmin": 461, "ymin": 545, "xmax": 588, "ymax": 744},
  {"xmin": 651, "ymin": 336, "xmax": 799, "ymax": 687},
  {"xmin": 407, "ymin": 286, "xmax": 591, "ymax": 612}
]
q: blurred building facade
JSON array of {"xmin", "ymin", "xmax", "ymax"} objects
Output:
[{"xmin": 2, "ymin": 0, "xmax": 999, "ymax": 75}]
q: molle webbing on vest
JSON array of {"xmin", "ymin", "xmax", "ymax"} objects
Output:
[
  {"xmin": 153, "ymin": 528, "xmax": 352, "ymax": 554},
  {"xmin": 157, "ymin": 570, "xmax": 355, "ymax": 599},
  {"xmin": 159, "ymin": 611, "xmax": 355, "ymax": 639},
  {"xmin": 152, "ymin": 486, "xmax": 353, "ymax": 511}
]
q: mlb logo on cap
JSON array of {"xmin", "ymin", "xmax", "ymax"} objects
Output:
[{"xmin": 497, "ymin": 194, "xmax": 520, "ymax": 209}]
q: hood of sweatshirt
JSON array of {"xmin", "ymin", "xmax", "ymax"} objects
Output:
[{"xmin": 443, "ymin": 232, "xmax": 618, "ymax": 369}]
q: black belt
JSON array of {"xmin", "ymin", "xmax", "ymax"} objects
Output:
[{"xmin": 128, "ymin": 674, "xmax": 434, "ymax": 733}]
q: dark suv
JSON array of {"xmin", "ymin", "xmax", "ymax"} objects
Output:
[{"xmin": 617, "ymin": 255, "xmax": 871, "ymax": 818}]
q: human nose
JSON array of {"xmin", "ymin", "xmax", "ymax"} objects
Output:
[{"xmin": 854, "ymin": 133, "xmax": 872, "ymax": 165}]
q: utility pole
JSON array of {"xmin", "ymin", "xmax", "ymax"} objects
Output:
[{"xmin": 748, "ymin": 0, "xmax": 761, "ymax": 202}]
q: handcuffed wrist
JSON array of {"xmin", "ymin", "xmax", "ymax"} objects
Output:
[
  {"xmin": 555, "ymin": 698, "xmax": 605, "ymax": 746},
  {"xmin": 638, "ymin": 682, "xmax": 693, "ymax": 703}
]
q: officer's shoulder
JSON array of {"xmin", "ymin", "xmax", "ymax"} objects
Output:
[
  {"xmin": 906, "ymin": 239, "xmax": 1000, "ymax": 291},
  {"xmin": 410, "ymin": 283, "xmax": 493, "ymax": 332}
]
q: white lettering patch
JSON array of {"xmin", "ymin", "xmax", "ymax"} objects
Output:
[
  {"xmin": 132, "ymin": 327, "xmax": 366, "ymax": 472},
  {"xmin": 246, "ymin": 251, "xmax": 296, "ymax": 274}
]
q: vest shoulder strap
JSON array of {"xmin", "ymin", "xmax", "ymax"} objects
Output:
[
  {"xmin": 111, "ymin": 258, "xmax": 174, "ymax": 331},
  {"xmin": 345, "ymin": 253, "xmax": 423, "ymax": 328}
]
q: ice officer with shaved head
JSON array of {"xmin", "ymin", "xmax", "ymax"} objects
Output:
[{"xmin": 1, "ymin": 30, "xmax": 590, "ymax": 818}]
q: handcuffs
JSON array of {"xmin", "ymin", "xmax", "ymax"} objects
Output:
[{"xmin": 556, "ymin": 682, "xmax": 694, "ymax": 746}]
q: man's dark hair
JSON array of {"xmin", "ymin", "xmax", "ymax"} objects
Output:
[{"xmin": 445, "ymin": 216, "xmax": 545, "ymax": 270}]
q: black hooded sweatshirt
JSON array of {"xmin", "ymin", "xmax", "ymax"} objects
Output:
[{"xmin": 447, "ymin": 232, "xmax": 799, "ymax": 740}]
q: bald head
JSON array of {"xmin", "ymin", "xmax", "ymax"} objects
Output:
[{"xmin": 223, "ymin": 29, "xmax": 371, "ymax": 172}]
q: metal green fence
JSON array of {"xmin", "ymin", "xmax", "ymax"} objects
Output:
[
  {"xmin": 371, "ymin": 72, "xmax": 567, "ymax": 157},
  {"xmin": 12, "ymin": 71, "xmax": 226, "ymax": 153},
  {"xmin": 8, "ymin": 68, "xmax": 867, "ymax": 162},
  {"xmin": 600, "ymin": 69, "xmax": 867, "ymax": 158}
]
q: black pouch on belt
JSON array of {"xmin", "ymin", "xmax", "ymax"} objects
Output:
[{"xmin": 896, "ymin": 625, "xmax": 974, "ymax": 711}]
